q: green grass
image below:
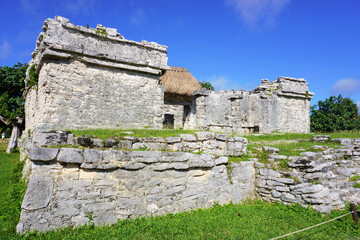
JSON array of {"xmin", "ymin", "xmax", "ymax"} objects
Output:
[
  {"xmin": 242, "ymin": 130, "xmax": 360, "ymax": 142},
  {"xmin": 243, "ymin": 132, "xmax": 313, "ymax": 142},
  {"xmin": 70, "ymin": 128, "xmax": 198, "ymax": 141},
  {"xmin": 266, "ymin": 141, "xmax": 341, "ymax": 156},
  {"xmin": 327, "ymin": 131, "xmax": 360, "ymax": 139},
  {"xmin": 0, "ymin": 141, "xmax": 26, "ymax": 239},
  {"xmin": 7, "ymin": 202, "xmax": 359, "ymax": 240}
]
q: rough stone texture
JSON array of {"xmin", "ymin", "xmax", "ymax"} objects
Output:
[
  {"xmin": 18, "ymin": 148, "xmax": 256, "ymax": 233},
  {"xmin": 25, "ymin": 16, "xmax": 168, "ymax": 133},
  {"xmin": 69, "ymin": 132, "xmax": 247, "ymax": 156},
  {"xmin": 21, "ymin": 174, "xmax": 54, "ymax": 210},
  {"xmin": 256, "ymin": 138, "xmax": 360, "ymax": 212},
  {"xmin": 186, "ymin": 77, "xmax": 313, "ymax": 133},
  {"xmin": 164, "ymin": 104, "xmax": 184, "ymax": 129},
  {"xmin": 29, "ymin": 148, "xmax": 59, "ymax": 162}
]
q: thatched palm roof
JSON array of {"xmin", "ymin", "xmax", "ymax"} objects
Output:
[{"xmin": 160, "ymin": 66, "xmax": 202, "ymax": 96}]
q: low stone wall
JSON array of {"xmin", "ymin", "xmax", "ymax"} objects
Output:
[
  {"xmin": 256, "ymin": 138, "xmax": 360, "ymax": 212},
  {"xmin": 28, "ymin": 131, "xmax": 248, "ymax": 157},
  {"xmin": 17, "ymin": 147, "xmax": 255, "ymax": 233}
]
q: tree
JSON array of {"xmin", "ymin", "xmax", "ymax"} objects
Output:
[
  {"xmin": 310, "ymin": 95, "xmax": 360, "ymax": 132},
  {"xmin": 0, "ymin": 63, "xmax": 27, "ymax": 153},
  {"xmin": 199, "ymin": 81, "xmax": 215, "ymax": 91}
]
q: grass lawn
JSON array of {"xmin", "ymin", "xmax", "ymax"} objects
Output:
[{"xmin": 70, "ymin": 128, "xmax": 198, "ymax": 140}]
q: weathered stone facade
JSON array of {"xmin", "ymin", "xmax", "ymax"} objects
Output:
[
  {"xmin": 256, "ymin": 137, "xmax": 360, "ymax": 212},
  {"xmin": 17, "ymin": 132, "xmax": 255, "ymax": 233},
  {"xmin": 185, "ymin": 77, "xmax": 313, "ymax": 134},
  {"xmin": 25, "ymin": 16, "xmax": 168, "ymax": 133}
]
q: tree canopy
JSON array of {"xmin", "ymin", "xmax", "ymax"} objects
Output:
[
  {"xmin": 199, "ymin": 81, "xmax": 215, "ymax": 91},
  {"xmin": 310, "ymin": 95, "xmax": 360, "ymax": 132},
  {"xmin": 0, "ymin": 63, "xmax": 27, "ymax": 124}
]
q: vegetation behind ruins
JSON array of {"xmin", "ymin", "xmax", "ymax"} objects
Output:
[{"xmin": 310, "ymin": 95, "xmax": 360, "ymax": 132}]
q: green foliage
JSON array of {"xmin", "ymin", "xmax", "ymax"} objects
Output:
[
  {"xmin": 277, "ymin": 158, "xmax": 290, "ymax": 170},
  {"xmin": 0, "ymin": 63, "xmax": 27, "ymax": 126},
  {"xmin": 96, "ymin": 29, "xmax": 108, "ymax": 37},
  {"xmin": 310, "ymin": 95, "xmax": 360, "ymax": 132},
  {"xmin": 228, "ymin": 154, "xmax": 250, "ymax": 163},
  {"xmin": 28, "ymin": 64, "xmax": 37, "ymax": 89},
  {"xmin": 199, "ymin": 81, "xmax": 215, "ymax": 91},
  {"xmin": 353, "ymin": 183, "xmax": 360, "ymax": 188},
  {"xmin": 287, "ymin": 176, "xmax": 301, "ymax": 183},
  {"xmin": 349, "ymin": 175, "xmax": 360, "ymax": 182}
]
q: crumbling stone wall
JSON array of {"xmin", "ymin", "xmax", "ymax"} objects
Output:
[
  {"xmin": 256, "ymin": 138, "xmax": 360, "ymax": 212},
  {"xmin": 185, "ymin": 77, "xmax": 313, "ymax": 134},
  {"xmin": 17, "ymin": 132, "xmax": 255, "ymax": 233},
  {"xmin": 25, "ymin": 16, "xmax": 168, "ymax": 133}
]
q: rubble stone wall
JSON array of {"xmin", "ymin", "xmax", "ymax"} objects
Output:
[
  {"xmin": 17, "ymin": 145, "xmax": 255, "ymax": 233},
  {"xmin": 256, "ymin": 138, "xmax": 360, "ymax": 212}
]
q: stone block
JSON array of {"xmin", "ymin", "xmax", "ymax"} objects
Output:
[
  {"xmin": 280, "ymin": 193, "xmax": 300, "ymax": 203},
  {"xmin": 261, "ymin": 146, "xmax": 279, "ymax": 154},
  {"xmin": 84, "ymin": 149, "xmax": 101, "ymax": 163},
  {"xmin": 215, "ymin": 156, "xmax": 228, "ymax": 165},
  {"xmin": 215, "ymin": 134, "xmax": 226, "ymax": 141},
  {"xmin": 271, "ymin": 190, "xmax": 281, "ymax": 198},
  {"xmin": 29, "ymin": 148, "xmax": 59, "ymax": 161},
  {"xmin": 180, "ymin": 134, "xmax": 197, "ymax": 142},
  {"xmin": 166, "ymin": 137, "xmax": 181, "ymax": 143},
  {"xmin": 21, "ymin": 174, "xmax": 53, "ymax": 210},
  {"xmin": 104, "ymin": 139, "xmax": 119, "ymax": 148},
  {"xmin": 195, "ymin": 132, "xmax": 215, "ymax": 141},
  {"xmin": 57, "ymin": 148, "xmax": 83, "ymax": 163}
]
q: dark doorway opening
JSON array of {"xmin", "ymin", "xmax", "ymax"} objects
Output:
[{"xmin": 163, "ymin": 114, "xmax": 174, "ymax": 129}]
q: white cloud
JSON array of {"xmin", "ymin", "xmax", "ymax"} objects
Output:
[
  {"xmin": 331, "ymin": 78, "xmax": 360, "ymax": 96},
  {"xmin": 226, "ymin": 0, "xmax": 290, "ymax": 28},
  {"xmin": 131, "ymin": 8, "xmax": 146, "ymax": 26},
  {"xmin": 357, "ymin": 100, "xmax": 360, "ymax": 110},
  {"xmin": 0, "ymin": 41, "xmax": 11, "ymax": 59}
]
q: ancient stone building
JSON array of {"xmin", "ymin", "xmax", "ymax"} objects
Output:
[
  {"xmin": 186, "ymin": 77, "xmax": 314, "ymax": 133},
  {"xmin": 24, "ymin": 16, "xmax": 314, "ymax": 135},
  {"xmin": 25, "ymin": 16, "xmax": 168, "ymax": 133}
]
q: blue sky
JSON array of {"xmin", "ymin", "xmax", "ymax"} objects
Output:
[{"xmin": 0, "ymin": 0, "xmax": 359, "ymax": 106}]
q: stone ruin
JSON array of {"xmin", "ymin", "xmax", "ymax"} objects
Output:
[
  {"xmin": 24, "ymin": 16, "xmax": 313, "ymax": 135},
  {"xmin": 17, "ymin": 16, "xmax": 323, "ymax": 233}
]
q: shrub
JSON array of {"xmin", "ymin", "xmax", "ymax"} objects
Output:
[
  {"xmin": 310, "ymin": 95, "xmax": 360, "ymax": 132},
  {"xmin": 199, "ymin": 81, "xmax": 215, "ymax": 91}
]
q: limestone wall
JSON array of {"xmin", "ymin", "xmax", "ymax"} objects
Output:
[
  {"xmin": 163, "ymin": 104, "xmax": 184, "ymax": 129},
  {"xmin": 188, "ymin": 77, "xmax": 313, "ymax": 134},
  {"xmin": 25, "ymin": 16, "xmax": 168, "ymax": 133},
  {"xmin": 17, "ymin": 145, "xmax": 255, "ymax": 233},
  {"xmin": 26, "ymin": 131, "xmax": 247, "ymax": 157},
  {"xmin": 256, "ymin": 138, "xmax": 360, "ymax": 212}
]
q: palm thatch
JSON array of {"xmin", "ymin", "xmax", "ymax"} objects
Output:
[{"xmin": 160, "ymin": 66, "xmax": 202, "ymax": 96}]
